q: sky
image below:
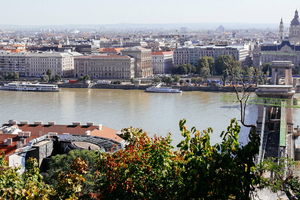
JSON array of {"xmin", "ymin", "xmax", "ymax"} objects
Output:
[{"xmin": 1, "ymin": 0, "xmax": 300, "ymax": 25}]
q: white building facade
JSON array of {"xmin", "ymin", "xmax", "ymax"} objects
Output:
[
  {"xmin": 173, "ymin": 45, "xmax": 249, "ymax": 66},
  {"xmin": 74, "ymin": 55, "xmax": 135, "ymax": 79},
  {"xmin": 152, "ymin": 51, "xmax": 173, "ymax": 74}
]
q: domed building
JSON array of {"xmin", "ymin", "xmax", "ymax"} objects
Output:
[
  {"xmin": 289, "ymin": 10, "xmax": 300, "ymax": 44},
  {"xmin": 253, "ymin": 10, "xmax": 300, "ymax": 67}
]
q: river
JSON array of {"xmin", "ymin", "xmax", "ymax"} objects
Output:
[{"xmin": 0, "ymin": 88, "xmax": 262, "ymax": 145}]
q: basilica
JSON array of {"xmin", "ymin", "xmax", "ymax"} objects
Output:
[{"xmin": 253, "ymin": 10, "xmax": 300, "ymax": 67}]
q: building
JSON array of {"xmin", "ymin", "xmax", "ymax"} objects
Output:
[
  {"xmin": 121, "ymin": 47, "xmax": 153, "ymax": 78},
  {"xmin": 74, "ymin": 55, "xmax": 135, "ymax": 79},
  {"xmin": 0, "ymin": 120, "xmax": 124, "ymax": 171},
  {"xmin": 99, "ymin": 48, "xmax": 124, "ymax": 55},
  {"xmin": 254, "ymin": 10, "xmax": 300, "ymax": 67},
  {"xmin": 0, "ymin": 51, "xmax": 81, "ymax": 78},
  {"xmin": 26, "ymin": 51, "xmax": 81, "ymax": 77},
  {"xmin": 173, "ymin": 45, "xmax": 249, "ymax": 66},
  {"xmin": 151, "ymin": 51, "xmax": 173, "ymax": 74},
  {"xmin": 0, "ymin": 51, "xmax": 27, "ymax": 76}
]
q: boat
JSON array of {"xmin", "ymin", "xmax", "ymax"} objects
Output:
[
  {"xmin": 145, "ymin": 83, "xmax": 182, "ymax": 93},
  {"xmin": 0, "ymin": 82, "xmax": 59, "ymax": 92}
]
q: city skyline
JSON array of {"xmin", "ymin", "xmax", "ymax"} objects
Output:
[{"xmin": 1, "ymin": 0, "xmax": 300, "ymax": 25}]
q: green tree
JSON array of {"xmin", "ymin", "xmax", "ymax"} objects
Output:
[
  {"xmin": 153, "ymin": 76, "xmax": 161, "ymax": 83},
  {"xmin": 45, "ymin": 149, "xmax": 101, "ymax": 198},
  {"xmin": 41, "ymin": 74, "xmax": 49, "ymax": 83},
  {"xmin": 172, "ymin": 75, "xmax": 180, "ymax": 83},
  {"xmin": 0, "ymin": 156, "xmax": 53, "ymax": 200},
  {"xmin": 198, "ymin": 56, "xmax": 214, "ymax": 75},
  {"xmin": 51, "ymin": 157, "xmax": 88, "ymax": 200},
  {"xmin": 46, "ymin": 69, "xmax": 52, "ymax": 78},
  {"xmin": 161, "ymin": 76, "xmax": 172, "ymax": 85},
  {"xmin": 256, "ymin": 157, "xmax": 300, "ymax": 200},
  {"xmin": 177, "ymin": 119, "xmax": 260, "ymax": 200}
]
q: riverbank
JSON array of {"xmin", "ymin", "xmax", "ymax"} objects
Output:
[{"xmin": 58, "ymin": 83, "xmax": 257, "ymax": 92}]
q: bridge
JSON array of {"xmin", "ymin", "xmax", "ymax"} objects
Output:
[{"xmin": 255, "ymin": 61, "xmax": 300, "ymax": 162}]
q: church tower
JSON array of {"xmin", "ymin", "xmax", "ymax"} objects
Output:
[
  {"xmin": 289, "ymin": 10, "xmax": 300, "ymax": 44},
  {"xmin": 279, "ymin": 18, "xmax": 284, "ymax": 41}
]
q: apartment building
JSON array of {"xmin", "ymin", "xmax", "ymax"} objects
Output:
[
  {"xmin": 152, "ymin": 51, "xmax": 173, "ymax": 74},
  {"xmin": 173, "ymin": 45, "xmax": 249, "ymax": 66},
  {"xmin": 0, "ymin": 51, "xmax": 81, "ymax": 77},
  {"xmin": 74, "ymin": 55, "xmax": 135, "ymax": 79},
  {"xmin": 0, "ymin": 51, "xmax": 27, "ymax": 76},
  {"xmin": 26, "ymin": 52, "xmax": 81, "ymax": 77},
  {"xmin": 121, "ymin": 47, "xmax": 153, "ymax": 78}
]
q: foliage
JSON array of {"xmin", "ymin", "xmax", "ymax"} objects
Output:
[
  {"xmin": 41, "ymin": 74, "xmax": 49, "ymax": 83},
  {"xmin": 172, "ymin": 75, "xmax": 180, "ymax": 83},
  {"xmin": 95, "ymin": 127, "xmax": 183, "ymax": 200},
  {"xmin": 215, "ymin": 55, "xmax": 241, "ymax": 84},
  {"xmin": 0, "ymin": 156, "xmax": 53, "ymax": 200},
  {"xmin": 79, "ymin": 75, "xmax": 91, "ymax": 82},
  {"xmin": 177, "ymin": 119, "xmax": 260, "ymax": 200},
  {"xmin": 51, "ymin": 157, "xmax": 88, "ymax": 200},
  {"xmin": 46, "ymin": 69, "xmax": 52, "ymax": 78},
  {"xmin": 44, "ymin": 150, "xmax": 100, "ymax": 198},
  {"xmin": 2, "ymin": 72, "xmax": 19, "ymax": 80},
  {"xmin": 153, "ymin": 76, "xmax": 161, "ymax": 83},
  {"xmin": 172, "ymin": 64, "xmax": 196, "ymax": 75},
  {"xmin": 161, "ymin": 76, "xmax": 172, "ymax": 85},
  {"xmin": 256, "ymin": 157, "xmax": 300, "ymax": 200},
  {"xmin": 197, "ymin": 56, "xmax": 214, "ymax": 77}
]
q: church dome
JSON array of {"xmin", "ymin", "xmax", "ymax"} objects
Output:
[{"xmin": 291, "ymin": 10, "xmax": 300, "ymax": 25}]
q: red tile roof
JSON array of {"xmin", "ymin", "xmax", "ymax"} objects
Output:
[
  {"xmin": 0, "ymin": 123, "xmax": 123, "ymax": 158},
  {"xmin": 152, "ymin": 51, "xmax": 173, "ymax": 56}
]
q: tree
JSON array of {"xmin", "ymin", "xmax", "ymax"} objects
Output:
[
  {"xmin": 177, "ymin": 118, "xmax": 260, "ymax": 200},
  {"xmin": 46, "ymin": 69, "xmax": 52, "ymax": 78},
  {"xmin": 198, "ymin": 56, "xmax": 214, "ymax": 76},
  {"xmin": 256, "ymin": 157, "xmax": 300, "ymax": 200},
  {"xmin": 95, "ymin": 127, "xmax": 183, "ymax": 200},
  {"xmin": 161, "ymin": 76, "xmax": 172, "ymax": 85},
  {"xmin": 44, "ymin": 150, "xmax": 100, "ymax": 197},
  {"xmin": 153, "ymin": 76, "xmax": 161, "ymax": 83},
  {"xmin": 172, "ymin": 64, "xmax": 196, "ymax": 75},
  {"xmin": 41, "ymin": 74, "xmax": 50, "ymax": 83},
  {"xmin": 172, "ymin": 75, "xmax": 180, "ymax": 83},
  {"xmin": 0, "ymin": 156, "xmax": 53, "ymax": 200}
]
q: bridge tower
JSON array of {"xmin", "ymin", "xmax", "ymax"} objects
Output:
[{"xmin": 255, "ymin": 61, "xmax": 296, "ymax": 161}]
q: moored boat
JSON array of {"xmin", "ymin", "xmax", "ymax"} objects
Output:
[
  {"xmin": 145, "ymin": 84, "xmax": 182, "ymax": 93},
  {"xmin": 0, "ymin": 82, "xmax": 59, "ymax": 92}
]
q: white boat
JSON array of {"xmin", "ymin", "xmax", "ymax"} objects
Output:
[
  {"xmin": 145, "ymin": 84, "xmax": 182, "ymax": 93},
  {"xmin": 0, "ymin": 82, "xmax": 59, "ymax": 92}
]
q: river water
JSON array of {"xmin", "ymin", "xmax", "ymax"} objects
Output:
[{"xmin": 0, "ymin": 88, "xmax": 265, "ymax": 145}]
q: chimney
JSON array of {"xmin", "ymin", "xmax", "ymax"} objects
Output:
[
  {"xmin": 48, "ymin": 121, "xmax": 55, "ymax": 126},
  {"xmin": 72, "ymin": 122, "xmax": 80, "ymax": 126},
  {"xmin": 20, "ymin": 121, "xmax": 29, "ymax": 125},
  {"xmin": 8, "ymin": 120, "xmax": 17, "ymax": 125},
  {"xmin": 98, "ymin": 124, "xmax": 102, "ymax": 130},
  {"xmin": 87, "ymin": 122, "xmax": 94, "ymax": 126}
]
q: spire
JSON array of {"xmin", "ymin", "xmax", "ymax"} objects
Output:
[
  {"xmin": 291, "ymin": 10, "xmax": 300, "ymax": 25},
  {"xmin": 279, "ymin": 18, "xmax": 284, "ymax": 40}
]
